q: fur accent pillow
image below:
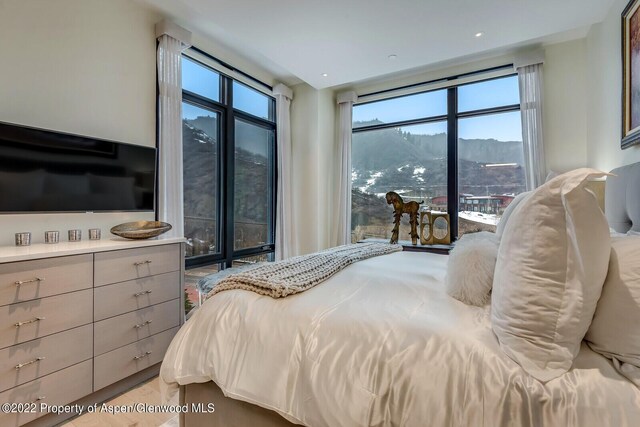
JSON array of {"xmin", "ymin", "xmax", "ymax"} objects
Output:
[{"xmin": 445, "ymin": 231, "xmax": 499, "ymax": 306}]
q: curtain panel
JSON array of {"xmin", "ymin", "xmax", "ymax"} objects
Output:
[
  {"xmin": 156, "ymin": 24, "xmax": 190, "ymax": 237},
  {"xmin": 336, "ymin": 91, "xmax": 358, "ymax": 245},
  {"xmin": 274, "ymin": 84, "xmax": 295, "ymax": 260},
  {"xmin": 517, "ymin": 62, "xmax": 546, "ymax": 190}
]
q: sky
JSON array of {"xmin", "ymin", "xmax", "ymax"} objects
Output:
[
  {"xmin": 183, "ymin": 57, "xmax": 522, "ymax": 142},
  {"xmin": 182, "ymin": 57, "xmax": 271, "ymax": 121},
  {"xmin": 353, "ymin": 75, "xmax": 523, "ymax": 142}
]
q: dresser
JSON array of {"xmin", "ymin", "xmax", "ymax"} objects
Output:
[{"xmin": 0, "ymin": 238, "xmax": 184, "ymax": 426}]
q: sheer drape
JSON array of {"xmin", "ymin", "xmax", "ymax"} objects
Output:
[
  {"xmin": 157, "ymin": 29, "xmax": 189, "ymax": 237},
  {"xmin": 517, "ymin": 63, "xmax": 546, "ymax": 190},
  {"xmin": 274, "ymin": 84, "xmax": 295, "ymax": 260},
  {"xmin": 336, "ymin": 91, "xmax": 358, "ymax": 245}
]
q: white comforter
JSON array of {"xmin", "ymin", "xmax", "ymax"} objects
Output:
[{"xmin": 160, "ymin": 251, "xmax": 640, "ymax": 427}]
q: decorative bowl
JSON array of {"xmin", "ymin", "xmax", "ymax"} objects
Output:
[{"xmin": 110, "ymin": 221, "xmax": 172, "ymax": 240}]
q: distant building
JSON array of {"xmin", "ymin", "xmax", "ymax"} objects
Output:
[
  {"xmin": 459, "ymin": 194, "xmax": 515, "ymax": 214},
  {"xmin": 427, "ymin": 194, "xmax": 516, "ymax": 215}
]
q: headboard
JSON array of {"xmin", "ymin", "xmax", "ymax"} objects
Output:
[{"xmin": 605, "ymin": 162, "xmax": 640, "ymax": 233}]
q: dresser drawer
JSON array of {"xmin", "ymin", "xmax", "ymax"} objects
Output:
[
  {"xmin": 94, "ymin": 327, "xmax": 178, "ymax": 391},
  {"xmin": 94, "ymin": 299, "xmax": 180, "ymax": 356},
  {"xmin": 0, "ymin": 359, "xmax": 92, "ymax": 426},
  {"xmin": 94, "ymin": 271, "xmax": 181, "ymax": 321},
  {"xmin": 0, "ymin": 289, "xmax": 92, "ymax": 349},
  {"xmin": 0, "ymin": 255, "xmax": 92, "ymax": 307},
  {"xmin": 94, "ymin": 244, "xmax": 181, "ymax": 286},
  {"xmin": 0, "ymin": 324, "xmax": 92, "ymax": 392}
]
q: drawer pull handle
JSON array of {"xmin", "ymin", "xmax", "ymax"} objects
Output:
[
  {"xmin": 133, "ymin": 260, "xmax": 153, "ymax": 266},
  {"xmin": 133, "ymin": 351, "xmax": 152, "ymax": 360},
  {"xmin": 134, "ymin": 320, "xmax": 153, "ymax": 329},
  {"xmin": 14, "ymin": 277, "xmax": 45, "ymax": 286},
  {"xmin": 15, "ymin": 317, "xmax": 45, "ymax": 328},
  {"xmin": 31, "ymin": 396, "xmax": 45, "ymax": 404},
  {"xmin": 133, "ymin": 290, "xmax": 153, "ymax": 297},
  {"xmin": 15, "ymin": 357, "xmax": 45, "ymax": 370}
]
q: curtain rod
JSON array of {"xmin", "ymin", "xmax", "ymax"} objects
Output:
[
  {"xmin": 189, "ymin": 46, "xmax": 273, "ymax": 92},
  {"xmin": 359, "ymin": 64, "xmax": 515, "ymax": 99}
]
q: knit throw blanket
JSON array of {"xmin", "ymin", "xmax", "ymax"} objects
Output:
[{"xmin": 205, "ymin": 242, "xmax": 402, "ymax": 299}]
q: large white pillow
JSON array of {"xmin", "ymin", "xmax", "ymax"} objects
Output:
[
  {"xmin": 491, "ymin": 168, "xmax": 610, "ymax": 382},
  {"xmin": 586, "ymin": 236, "xmax": 640, "ymax": 387},
  {"xmin": 495, "ymin": 191, "xmax": 531, "ymax": 238}
]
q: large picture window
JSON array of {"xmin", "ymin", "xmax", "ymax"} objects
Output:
[
  {"xmin": 351, "ymin": 73, "xmax": 525, "ymax": 242},
  {"xmin": 181, "ymin": 53, "xmax": 276, "ymax": 268}
]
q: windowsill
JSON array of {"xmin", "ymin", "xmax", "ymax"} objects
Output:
[{"xmin": 357, "ymin": 238, "xmax": 453, "ymax": 255}]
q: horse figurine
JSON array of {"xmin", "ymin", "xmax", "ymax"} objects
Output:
[{"xmin": 385, "ymin": 191, "xmax": 423, "ymax": 245}]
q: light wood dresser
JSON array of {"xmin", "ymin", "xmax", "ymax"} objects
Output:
[{"xmin": 0, "ymin": 238, "xmax": 184, "ymax": 426}]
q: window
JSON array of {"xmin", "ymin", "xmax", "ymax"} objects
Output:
[
  {"xmin": 182, "ymin": 102, "xmax": 220, "ymax": 257},
  {"xmin": 234, "ymin": 119, "xmax": 275, "ymax": 250},
  {"xmin": 352, "ymin": 121, "xmax": 447, "ymax": 243},
  {"xmin": 458, "ymin": 111, "xmax": 525, "ymax": 236},
  {"xmin": 181, "ymin": 54, "xmax": 276, "ymax": 268},
  {"xmin": 233, "ymin": 81, "xmax": 274, "ymax": 121},
  {"xmin": 353, "ymin": 90, "xmax": 447, "ymax": 128},
  {"xmin": 351, "ymin": 73, "xmax": 524, "ymax": 242}
]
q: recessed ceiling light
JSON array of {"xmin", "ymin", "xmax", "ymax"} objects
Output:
[
  {"xmin": 388, "ymin": 54, "xmax": 398, "ymax": 60},
  {"xmin": 475, "ymin": 32, "xmax": 484, "ymax": 38},
  {"xmin": 321, "ymin": 73, "xmax": 328, "ymax": 77}
]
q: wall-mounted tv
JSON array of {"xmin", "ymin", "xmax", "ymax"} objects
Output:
[{"xmin": 0, "ymin": 121, "xmax": 156, "ymax": 213}]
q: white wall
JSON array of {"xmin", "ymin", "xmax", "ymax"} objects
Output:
[
  {"xmin": 290, "ymin": 84, "xmax": 336, "ymax": 255},
  {"xmin": 0, "ymin": 0, "xmax": 159, "ymax": 146},
  {"xmin": 0, "ymin": 0, "xmax": 161, "ymax": 246},
  {"xmin": 586, "ymin": 0, "xmax": 640, "ymax": 171},
  {"xmin": 543, "ymin": 39, "xmax": 589, "ymax": 173}
]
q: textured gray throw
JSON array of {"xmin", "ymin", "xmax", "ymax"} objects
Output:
[{"xmin": 205, "ymin": 242, "xmax": 402, "ymax": 299}]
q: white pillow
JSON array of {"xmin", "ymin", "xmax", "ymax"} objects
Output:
[
  {"xmin": 491, "ymin": 168, "xmax": 610, "ymax": 382},
  {"xmin": 495, "ymin": 191, "xmax": 531, "ymax": 238},
  {"xmin": 586, "ymin": 236, "xmax": 640, "ymax": 387},
  {"xmin": 445, "ymin": 231, "xmax": 499, "ymax": 306}
]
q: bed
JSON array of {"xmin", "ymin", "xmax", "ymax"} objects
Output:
[{"xmin": 160, "ymin": 163, "xmax": 640, "ymax": 427}]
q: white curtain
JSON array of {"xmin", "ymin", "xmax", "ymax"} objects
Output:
[
  {"xmin": 336, "ymin": 91, "xmax": 358, "ymax": 245},
  {"xmin": 156, "ymin": 27, "xmax": 190, "ymax": 237},
  {"xmin": 274, "ymin": 84, "xmax": 295, "ymax": 260},
  {"xmin": 517, "ymin": 62, "xmax": 546, "ymax": 190}
]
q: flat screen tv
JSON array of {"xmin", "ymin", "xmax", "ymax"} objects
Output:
[{"xmin": 0, "ymin": 121, "xmax": 156, "ymax": 213}]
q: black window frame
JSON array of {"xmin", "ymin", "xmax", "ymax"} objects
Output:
[
  {"xmin": 352, "ymin": 68, "xmax": 521, "ymax": 242},
  {"xmin": 180, "ymin": 52, "xmax": 277, "ymax": 269}
]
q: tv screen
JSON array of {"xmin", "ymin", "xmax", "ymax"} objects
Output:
[{"xmin": 0, "ymin": 122, "xmax": 156, "ymax": 213}]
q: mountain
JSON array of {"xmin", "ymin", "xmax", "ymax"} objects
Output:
[
  {"xmin": 351, "ymin": 121, "xmax": 526, "ymax": 236},
  {"xmin": 182, "ymin": 117, "xmax": 270, "ymax": 249},
  {"xmin": 352, "ymin": 121, "xmax": 525, "ymax": 197}
]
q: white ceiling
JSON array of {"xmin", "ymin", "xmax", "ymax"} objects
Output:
[{"xmin": 140, "ymin": 0, "xmax": 616, "ymax": 90}]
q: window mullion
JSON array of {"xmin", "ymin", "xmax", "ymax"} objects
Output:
[
  {"xmin": 223, "ymin": 77, "xmax": 235, "ymax": 269},
  {"xmin": 447, "ymin": 87, "xmax": 459, "ymax": 242}
]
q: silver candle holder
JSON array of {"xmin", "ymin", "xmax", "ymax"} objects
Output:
[
  {"xmin": 15, "ymin": 232, "xmax": 31, "ymax": 246},
  {"xmin": 44, "ymin": 231, "xmax": 60, "ymax": 244},
  {"xmin": 68, "ymin": 229, "xmax": 82, "ymax": 242},
  {"xmin": 89, "ymin": 228, "xmax": 101, "ymax": 240}
]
